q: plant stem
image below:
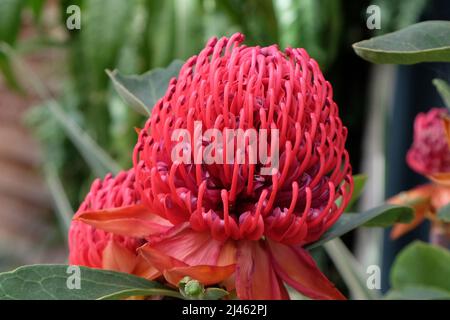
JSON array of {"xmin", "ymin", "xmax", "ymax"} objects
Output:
[
  {"xmin": 324, "ymin": 238, "xmax": 379, "ymax": 300},
  {"xmin": 43, "ymin": 164, "xmax": 73, "ymax": 236}
]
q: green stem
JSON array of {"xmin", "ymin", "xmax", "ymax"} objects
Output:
[
  {"xmin": 43, "ymin": 164, "xmax": 73, "ymax": 236},
  {"xmin": 324, "ymin": 238, "xmax": 379, "ymax": 300},
  {"xmin": 46, "ymin": 100, "xmax": 121, "ymax": 176}
]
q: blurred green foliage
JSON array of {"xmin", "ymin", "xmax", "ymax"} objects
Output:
[{"xmin": 373, "ymin": 0, "xmax": 428, "ymax": 34}]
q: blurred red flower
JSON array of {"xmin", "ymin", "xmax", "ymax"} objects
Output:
[
  {"xmin": 407, "ymin": 108, "xmax": 450, "ymax": 176},
  {"xmin": 69, "ymin": 170, "xmax": 162, "ymax": 278},
  {"xmin": 390, "ymin": 108, "xmax": 450, "ymax": 240}
]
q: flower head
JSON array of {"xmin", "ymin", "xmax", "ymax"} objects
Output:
[
  {"xmin": 133, "ymin": 33, "xmax": 353, "ymax": 246},
  {"xmin": 407, "ymin": 108, "xmax": 450, "ymax": 176},
  {"xmin": 69, "ymin": 170, "xmax": 160, "ymax": 277},
  {"xmin": 75, "ymin": 33, "xmax": 353, "ymax": 300},
  {"xmin": 390, "ymin": 108, "xmax": 450, "ymax": 239}
]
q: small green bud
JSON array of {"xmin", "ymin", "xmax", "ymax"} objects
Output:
[
  {"xmin": 178, "ymin": 277, "xmax": 205, "ymax": 298},
  {"xmin": 184, "ymin": 280, "xmax": 204, "ymax": 296}
]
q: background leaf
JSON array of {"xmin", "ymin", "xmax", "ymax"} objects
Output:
[
  {"xmin": 108, "ymin": 60, "xmax": 184, "ymax": 115},
  {"xmin": 0, "ymin": 264, "xmax": 181, "ymax": 300},
  {"xmin": 353, "ymin": 21, "xmax": 450, "ymax": 64},
  {"xmin": 0, "ymin": 0, "xmax": 24, "ymax": 45},
  {"xmin": 363, "ymin": 206, "xmax": 414, "ymax": 227},
  {"xmin": 371, "ymin": 0, "xmax": 427, "ymax": 35},
  {"xmin": 42, "ymin": 164, "xmax": 73, "ymax": 235},
  {"xmin": 346, "ymin": 174, "xmax": 368, "ymax": 210},
  {"xmin": 275, "ymin": 0, "xmax": 342, "ymax": 68},
  {"xmin": 323, "ymin": 238, "xmax": 378, "ymax": 300},
  {"xmin": 0, "ymin": 0, "xmax": 25, "ymax": 89},
  {"xmin": 437, "ymin": 203, "xmax": 450, "ymax": 222},
  {"xmin": 203, "ymin": 288, "xmax": 229, "ymax": 300},
  {"xmin": 390, "ymin": 241, "xmax": 450, "ymax": 293},
  {"xmin": 385, "ymin": 285, "xmax": 450, "ymax": 300},
  {"xmin": 26, "ymin": 0, "xmax": 46, "ymax": 24},
  {"xmin": 432, "ymin": 79, "xmax": 450, "ymax": 109},
  {"xmin": 307, "ymin": 205, "xmax": 414, "ymax": 249},
  {"xmin": 80, "ymin": 0, "xmax": 133, "ymax": 91},
  {"xmin": 46, "ymin": 101, "xmax": 121, "ymax": 177}
]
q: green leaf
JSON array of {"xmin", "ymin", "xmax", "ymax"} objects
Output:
[
  {"xmin": 81, "ymin": 0, "xmax": 134, "ymax": 91},
  {"xmin": 346, "ymin": 174, "xmax": 368, "ymax": 210},
  {"xmin": 203, "ymin": 288, "xmax": 229, "ymax": 300},
  {"xmin": 432, "ymin": 79, "xmax": 450, "ymax": 110},
  {"xmin": 353, "ymin": 21, "xmax": 450, "ymax": 64},
  {"xmin": 275, "ymin": 0, "xmax": 341, "ymax": 68},
  {"xmin": 43, "ymin": 164, "xmax": 73, "ymax": 236},
  {"xmin": 46, "ymin": 101, "xmax": 121, "ymax": 177},
  {"xmin": 371, "ymin": 0, "xmax": 427, "ymax": 35},
  {"xmin": 363, "ymin": 206, "xmax": 414, "ymax": 227},
  {"xmin": 173, "ymin": 0, "xmax": 204, "ymax": 59},
  {"xmin": 0, "ymin": 0, "xmax": 25, "ymax": 88},
  {"xmin": 145, "ymin": 0, "xmax": 176, "ymax": 68},
  {"xmin": 437, "ymin": 203, "xmax": 450, "ymax": 222},
  {"xmin": 108, "ymin": 60, "xmax": 184, "ymax": 116},
  {"xmin": 385, "ymin": 286, "xmax": 450, "ymax": 300},
  {"xmin": 307, "ymin": 205, "xmax": 413, "ymax": 249},
  {"xmin": 26, "ymin": 0, "xmax": 46, "ymax": 24},
  {"xmin": 0, "ymin": 51, "xmax": 21, "ymax": 90},
  {"xmin": 0, "ymin": 264, "xmax": 182, "ymax": 300},
  {"xmin": 324, "ymin": 238, "xmax": 378, "ymax": 300},
  {"xmin": 0, "ymin": 0, "xmax": 24, "ymax": 45},
  {"xmin": 391, "ymin": 241, "xmax": 450, "ymax": 292}
]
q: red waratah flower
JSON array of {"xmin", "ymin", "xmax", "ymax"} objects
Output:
[
  {"xmin": 389, "ymin": 108, "xmax": 450, "ymax": 239},
  {"xmin": 76, "ymin": 33, "xmax": 353, "ymax": 300},
  {"xmin": 69, "ymin": 170, "xmax": 166, "ymax": 278},
  {"xmin": 407, "ymin": 108, "xmax": 450, "ymax": 177}
]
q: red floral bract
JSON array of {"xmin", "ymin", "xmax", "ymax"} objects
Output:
[
  {"xmin": 407, "ymin": 108, "xmax": 450, "ymax": 175},
  {"xmin": 69, "ymin": 170, "xmax": 162, "ymax": 278},
  {"xmin": 390, "ymin": 108, "xmax": 450, "ymax": 240},
  {"xmin": 69, "ymin": 170, "xmax": 140, "ymax": 268}
]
